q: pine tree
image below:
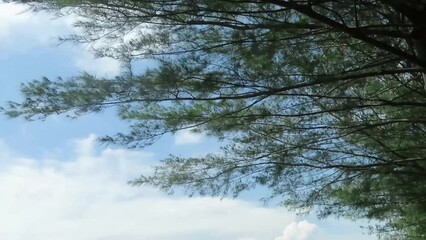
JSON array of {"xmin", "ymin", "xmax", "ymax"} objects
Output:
[{"xmin": 3, "ymin": 1, "xmax": 426, "ymax": 238}]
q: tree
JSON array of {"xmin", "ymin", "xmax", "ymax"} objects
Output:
[{"xmin": 3, "ymin": 0, "xmax": 426, "ymax": 238}]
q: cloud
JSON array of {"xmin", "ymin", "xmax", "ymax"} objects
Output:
[
  {"xmin": 275, "ymin": 221, "xmax": 317, "ymax": 240},
  {"xmin": 0, "ymin": 3, "xmax": 72, "ymax": 50},
  {"xmin": 174, "ymin": 128, "xmax": 205, "ymax": 146},
  {"xmin": 73, "ymin": 48, "xmax": 121, "ymax": 77},
  {"xmin": 0, "ymin": 2, "xmax": 121, "ymax": 76},
  {"xmin": 0, "ymin": 135, "xmax": 298, "ymax": 240}
]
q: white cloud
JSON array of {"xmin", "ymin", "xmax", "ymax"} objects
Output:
[
  {"xmin": 275, "ymin": 221, "xmax": 317, "ymax": 240},
  {"xmin": 73, "ymin": 48, "xmax": 121, "ymax": 77},
  {"xmin": 0, "ymin": 2, "xmax": 121, "ymax": 76},
  {"xmin": 0, "ymin": 3, "xmax": 72, "ymax": 50},
  {"xmin": 0, "ymin": 135, "xmax": 298, "ymax": 240},
  {"xmin": 174, "ymin": 128, "xmax": 205, "ymax": 146}
]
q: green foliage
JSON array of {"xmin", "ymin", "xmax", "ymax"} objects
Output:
[{"xmin": 3, "ymin": 0, "xmax": 426, "ymax": 238}]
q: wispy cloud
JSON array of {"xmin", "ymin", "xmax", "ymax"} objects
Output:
[
  {"xmin": 0, "ymin": 2, "xmax": 121, "ymax": 76},
  {"xmin": 0, "ymin": 3, "xmax": 71, "ymax": 50}
]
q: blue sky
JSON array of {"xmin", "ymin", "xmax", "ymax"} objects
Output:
[{"xmin": 0, "ymin": 3, "xmax": 376, "ymax": 240}]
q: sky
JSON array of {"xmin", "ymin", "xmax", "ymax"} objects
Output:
[{"xmin": 0, "ymin": 2, "xmax": 377, "ymax": 240}]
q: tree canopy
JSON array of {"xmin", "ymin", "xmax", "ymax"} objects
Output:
[{"xmin": 3, "ymin": 0, "xmax": 426, "ymax": 238}]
